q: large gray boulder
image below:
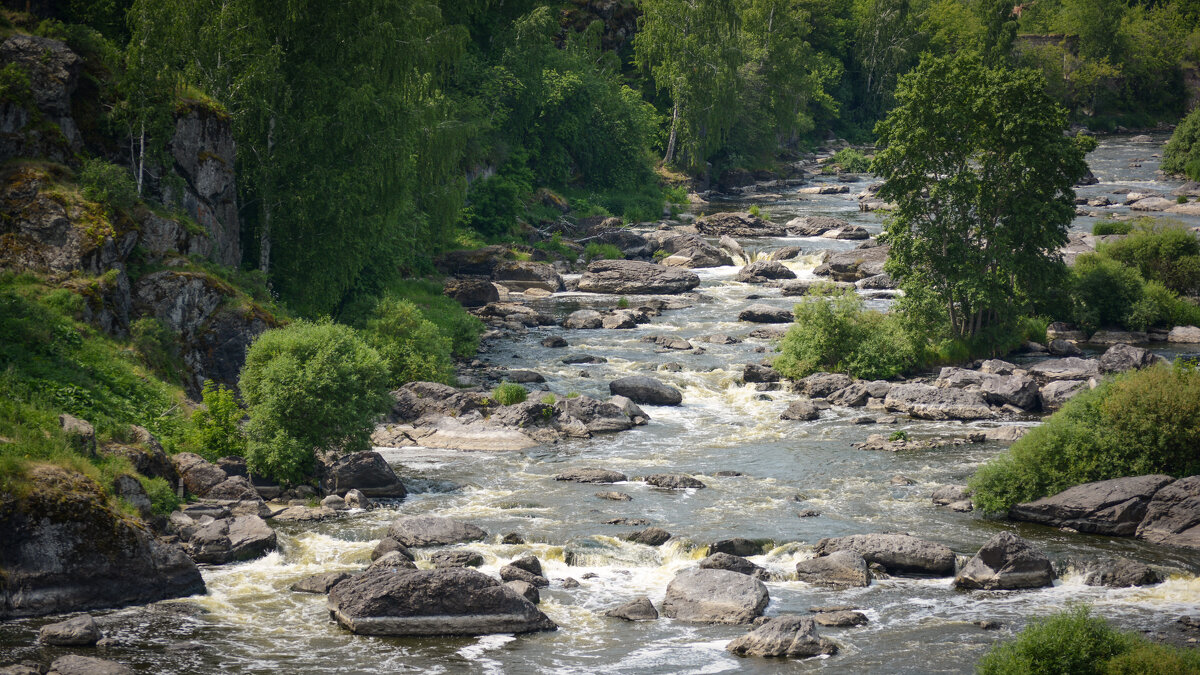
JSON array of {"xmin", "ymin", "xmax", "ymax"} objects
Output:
[
  {"xmin": 813, "ymin": 533, "xmax": 955, "ymax": 576},
  {"xmin": 644, "ymin": 474, "xmax": 706, "ymax": 489},
  {"xmin": 656, "ymin": 233, "xmax": 734, "ymax": 268},
  {"xmin": 387, "ymin": 516, "xmax": 487, "ymax": 547},
  {"xmin": 492, "ymin": 260, "xmax": 563, "ymax": 292},
  {"xmin": 726, "ymin": 616, "xmax": 838, "ymax": 659},
  {"xmin": 953, "ymin": 532, "xmax": 1055, "ymax": 590},
  {"xmin": 564, "ymin": 309, "xmax": 603, "ymax": 329},
  {"xmin": 1028, "ymin": 357, "xmax": 1100, "ymax": 382},
  {"xmin": 321, "ymin": 451, "xmax": 407, "ymax": 498},
  {"xmin": 695, "ymin": 211, "xmax": 785, "ymax": 237},
  {"xmin": 577, "ymin": 260, "xmax": 700, "ymax": 294},
  {"xmin": 780, "ymin": 399, "xmax": 819, "ymax": 421},
  {"xmin": 291, "ymin": 571, "xmax": 354, "ymax": 594},
  {"xmin": 662, "ymin": 568, "xmax": 769, "ymax": 624},
  {"xmin": 699, "ymin": 552, "xmax": 767, "ymax": 578},
  {"xmin": 185, "ymin": 515, "xmax": 277, "ymax": 564},
  {"xmin": 1039, "ymin": 379, "xmax": 1088, "ymax": 410},
  {"xmin": 798, "ymin": 372, "xmax": 853, "ymax": 397},
  {"xmin": 736, "ymin": 260, "xmax": 796, "ymax": 283},
  {"xmin": 609, "ymin": 376, "xmax": 683, "ymax": 406},
  {"xmin": 1136, "ymin": 476, "xmax": 1200, "ymax": 549},
  {"xmin": 603, "ymin": 596, "xmax": 659, "ymax": 621},
  {"xmin": 47, "ymin": 656, "xmax": 132, "ymax": 675},
  {"xmin": 981, "ymin": 374, "xmax": 1041, "ymax": 410},
  {"xmin": 1098, "ymin": 343, "xmax": 1165, "ymax": 374},
  {"xmin": 738, "ymin": 303, "xmax": 793, "ymax": 324},
  {"xmin": 327, "ymin": 568, "xmax": 556, "ymax": 636},
  {"xmin": 1083, "ymin": 558, "xmax": 1162, "ymax": 588},
  {"xmin": 39, "ymin": 615, "xmax": 100, "ymax": 646},
  {"xmin": 884, "ymin": 383, "xmax": 995, "ymax": 420},
  {"xmin": 555, "ymin": 468, "xmax": 627, "ymax": 484},
  {"xmin": 794, "ymin": 550, "xmax": 870, "ymax": 587},
  {"xmin": 1009, "ymin": 474, "xmax": 1175, "ymax": 536}
]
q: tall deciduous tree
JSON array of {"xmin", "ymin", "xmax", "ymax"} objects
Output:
[{"xmin": 872, "ymin": 53, "xmax": 1095, "ymax": 341}]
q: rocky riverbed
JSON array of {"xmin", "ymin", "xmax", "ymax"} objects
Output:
[{"xmin": 3, "ymin": 135, "xmax": 1200, "ymax": 674}]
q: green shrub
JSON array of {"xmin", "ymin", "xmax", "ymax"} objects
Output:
[
  {"xmin": 1104, "ymin": 642, "xmax": 1200, "ymax": 675},
  {"xmin": 1093, "ymin": 221, "xmax": 1133, "ymax": 236},
  {"xmin": 492, "ymin": 382, "xmax": 528, "ymax": 406},
  {"xmin": 540, "ymin": 393, "xmax": 556, "ymax": 405},
  {"xmin": 1162, "ymin": 106, "xmax": 1200, "ymax": 180},
  {"xmin": 79, "ymin": 158, "xmax": 139, "ymax": 213},
  {"xmin": 239, "ymin": 321, "xmax": 391, "ymax": 485},
  {"xmin": 977, "ymin": 606, "xmax": 1140, "ymax": 675},
  {"xmin": 139, "ymin": 475, "xmax": 181, "ymax": 515},
  {"xmin": 970, "ymin": 363, "xmax": 1200, "ymax": 513},
  {"xmin": 1097, "ymin": 220, "xmax": 1200, "ymax": 295},
  {"xmin": 1071, "ymin": 254, "xmax": 1147, "ymax": 332},
  {"xmin": 774, "ymin": 284, "xmax": 919, "ymax": 380},
  {"xmin": 889, "ymin": 430, "xmax": 908, "ymax": 442},
  {"xmin": 825, "ymin": 148, "xmax": 871, "ymax": 173},
  {"xmin": 0, "ymin": 63, "xmax": 34, "ymax": 106},
  {"xmin": 363, "ymin": 296, "xmax": 455, "ymax": 386},
  {"xmin": 584, "ymin": 242, "xmax": 624, "ymax": 262},
  {"xmin": 189, "ymin": 380, "xmax": 246, "ymax": 461},
  {"xmin": 748, "ymin": 204, "xmax": 768, "ymax": 220},
  {"xmin": 130, "ymin": 317, "xmax": 183, "ymax": 383}
]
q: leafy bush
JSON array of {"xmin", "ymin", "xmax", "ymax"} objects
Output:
[
  {"xmin": 79, "ymin": 158, "xmax": 139, "ymax": 213},
  {"xmin": 1162, "ymin": 105, "xmax": 1200, "ymax": 180},
  {"xmin": 825, "ymin": 148, "xmax": 871, "ymax": 173},
  {"xmin": 1104, "ymin": 642, "xmax": 1200, "ymax": 675},
  {"xmin": 774, "ymin": 284, "xmax": 919, "ymax": 380},
  {"xmin": 189, "ymin": 380, "xmax": 246, "ymax": 461},
  {"xmin": 584, "ymin": 242, "xmax": 623, "ymax": 262},
  {"xmin": 1070, "ymin": 254, "xmax": 1148, "ymax": 332},
  {"xmin": 1097, "ymin": 220, "xmax": 1200, "ymax": 295},
  {"xmin": 540, "ymin": 393, "xmax": 556, "ymax": 405},
  {"xmin": 363, "ymin": 296, "xmax": 455, "ymax": 386},
  {"xmin": 970, "ymin": 363, "xmax": 1200, "ymax": 513},
  {"xmin": 139, "ymin": 475, "xmax": 180, "ymax": 515},
  {"xmin": 239, "ymin": 321, "xmax": 391, "ymax": 485},
  {"xmin": 130, "ymin": 317, "xmax": 183, "ymax": 383},
  {"xmin": 0, "ymin": 63, "xmax": 33, "ymax": 106},
  {"xmin": 492, "ymin": 382, "xmax": 528, "ymax": 406},
  {"xmin": 1092, "ymin": 220, "xmax": 1133, "ymax": 236},
  {"xmin": 977, "ymin": 606, "xmax": 1140, "ymax": 675}
]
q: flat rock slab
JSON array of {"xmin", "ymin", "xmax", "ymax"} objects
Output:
[
  {"xmin": 884, "ymin": 383, "xmax": 994, "ymax": 420},
  {"xmin": 954, "ymin": 532, "xmax": 1055, "ymax": 590},
  {"xmin": 1010, "ymin": 474, "xmax": 1175, "ymax": 536},
  {"xmin": 47, "ymin": 656, "xmax": 132, "ymax": 675},
  {"xmin": 555, "ymin": 468, "xmax": 627, "ymax": 484},
  {"xmin": 726, "ymin": 616, "xmax": 837, "ymax": 659},
  {"xmin": 327, "ymin": 568, "xmax": 556, "ymax": 636},
  {"xmin": 577, "ymin": 260, "xmax": 700, "ymax": 295},
  {"xmin": 662, "ymin": 568, "xmax": 769, "ymax": 624},
  {"xmin": 795, "ymin": 550, "xmax": 870, "ymax": 587},
  {"xmin": 387, "ymin": 516, "xmax": 487, "ymax": 547},
  {"xmin": 814, "ymin": 533, "xmax": 955, "ymax": 576},
  {"xmin": 813, "ymin": 610, "xmax": 868, "ymax": 627}
]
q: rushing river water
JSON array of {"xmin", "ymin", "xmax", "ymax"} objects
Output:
[{"xmin": 3, "ymin": 135, "xmax": 1199, "ymax": 674}]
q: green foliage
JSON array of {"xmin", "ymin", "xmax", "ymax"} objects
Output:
[
  {"xmin": 463, "ymin": 161, "xmax": 533, "ymax": 237},
  {"xmin": 0, "ymin": 63, "xmax": 34, "ymax": 106},
  {"xmin": 138, "ymin": 475, "xmax": 180, "ymax": 515},
  {"xmin": 363, "ymin": 296, "xmax": 455, "ymax": 386},
  {"xmin": 584, "ymin": 242, "xmax": 624, "ymax": 262},
  {"xmin": 346, "ymin": 279, "xmax": 484, "ymax": 360},
  {"xmin": 1163, "ymin": 106, "xmax": 1200, "ymax": 180},
  {"xmin": 492, "ymin": 382, "xmax": 528, "ymax": 406},
  {"xmin": 825, "ymin": 148, "xmax": 871, "ymax": 173},
  {"xmin": 774, "ymin": 284, "xmax": 919, "ymax": 380},
  {"xmin": 1104, "ymin": 642, "xmax": 1200, "ymax": 675},
  {"xmin": 970, "ymin": 363, "xmax": 1200, "ymax": 513},
  {"xmin": 189, "ymin": 380, "xmax": 246, "ymax": 461},
  {"xmin": 617, "ymin": 296, "xmax": 630, "ymax": 309},
  {"xmin": 239, "ymin": 321, "xmax": 391, "ymax": 484},
  {"xmin": 1070, "ymin": 252, "xmax": 1200, "ymax": 333},
  {"xmin": 874, "ymin": 52, "xmax": 1093, "ymax": 342},
  {"xmin": 1093, "ymin": 221, "xmax": 1134, "ymax": 236},
  {"xmin": 977, "ymin": 606, "xmax": 1140, "ymax": 675},
  {"xmin": 540, "ymin": 393, "xmax": 556, "ymax": 405},
  {"xmin": 888, "ymin": 430, "xmax": 908, "ymax": 442},
  {"xmin": 79, "ymin": 158, "xmax": 138, "ymax": 213},
  {"xmin": 130, "ymin": 317, "xmax": 183, "ymax": 383},
  {"xmin": 1097, "ymin": 219, "xmax": 1200, "ymax": 295}
]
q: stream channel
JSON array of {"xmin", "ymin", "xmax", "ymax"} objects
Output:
[{"xmin": 3, "ymin": 135, "xmax": 1199, "ymax": 674}]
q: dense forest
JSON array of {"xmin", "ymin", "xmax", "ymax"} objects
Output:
[{"xmin": 32, "ymin": 0, "xmax": 1200, "ymax": 316}]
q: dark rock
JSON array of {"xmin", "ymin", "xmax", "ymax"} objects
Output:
[
  {"xmin": 435, "ymin": 246, "xmax": 510, "ymax": 276},
  {"xmin": 604, "ymin": 596, "xmax": 659, "ymax": 621},
  {"xmin": 813, "ymin": 610, "xmax": 868, "ymax": 627},
  {"xmin": 738, "ymin": 303, "xmax": 793, "ymax": 323},
  {"xmin": 387, "ymin": 516, "xmax": 487, "ymax": 547},
  {"xmin": 1048, "ymin": 339, "xmax": 1082, "ymax": 356},
  {"xmin": 1099, "ymin": 343, "xmax": 1165, "ymax": 374},
  {"xmin": 492, "ymin": 260, "xmax": 563, "ymax": 292},
  {"xmin": 111, "ymin": 474, "xmax": 152, "ymax": 518},
  {"xmin": 430, "ymin": 550, "xmax": 486, "ymax": 568},
  {"xmin": 644, "ymin": 474, "xmax": 705, "ymax": 489},
  {"xmin": 39, "ymin": 615, "xmax": 100, "ymax": 646},
  {"xmin": 327, "ymin": 567, "xmax": 556, "ymax": 636},
  {"xmin": 981, "ymin": 374, "xmax": 1041, "ymax": 411},
  {"xmin": 47, "ymin": 655, "xmax": 132, "ymax": 675},
  {"xmin": 505, "ymin": 580, "xmax": 540, "ymax": 605},
  {"xmin": 605, "ymin": 518, "xmax": 650, "ymax": 526},
  {"xmin": 609, "ymin": 376, "xmax": 683, "ymax": 406},
  {"xmin": 369, "ymin": 551, "xmax": 418, "ymax": 571},
  {"xmin": 595, "ymin": 491, "xmax": 632, "ymax": 501},
  {"xmin": 577, "ymin": 260, "xmax": 700, "ymax": 294},
  {"xmin": 795, "ymin": 550, "xmax": 871, "ymax": 587},
  {"xmin": 695, "ymin": 211, "xmax": 785, "ymax": 238},
  {"xmin": 743, "ymin": 364, "xmax": 780, "ymax": 383},
  {"xmin": 736, "ymin": 260, "xmax": 796, "ymax": 283},
  {"xmin": 185, "ymin": 515, "xmax": 276, "ymax": 564},
  {"xmin": 884, "ymin": 383, "xmax": 995, "ymax": 420},
  {"xmin": 1136, "ymin": 476, "xmax": 1200, "ymax": 549},
  {"xmin": 291, "ymin": 571, "xmax": 353, "ymax": 594},
  {"xmin": 1083, "ymin": 558, "xmax": 1162, "ymax": 587},
  {"xmin": 320, "ymin": 451, "xmax": 408, "ymax": 499},
  {"xmin": 932, "ymin": 486, "xmax": 971, "ymax": 506},
  {"xmin": 710, "ymin": 538, "xmax": 761, "ymax": 557},
  {"xmin": 813, "ymin": 533, "xmax": 955, "ymax": 576},
  {"xmin": 503, "ymin": 369, "xmax": 545, "ymax": 384},
  {"xmin": 1009, "ymin": 474, "xmax": 1175, "ymax": 536},
  {"xmin": 662, "ymin": 568, "xmax": 769, "ymax": 624},
  {"xmin": 0, "ymin": 466, "xmax": 205, "ymax": 619},
  {"xmin": 370, "ymin": 538, "xmax": 415, "ymax": 562},
  {"xmin": 726, "ymin": 616, "xmax": 837, "ymax": 658},
  {"xmin": 627, "ymin": 527, "xmax": 672, "ymax": 546},
  {"xmin": 656, "ymin": 233, "xmax": 734, "ymax": 268},
  {"xmin": 443, "ymin": 278, "xmax": 499, "ymax": 307},
  {"xmin": 499, "ymin": 564, "xmax": 549, "ymax": 588},
  {"xmin": 169, "ymin": 101, "xmax": 241, "ymax": 267},
  {"xmin": 699, "ymin": 552, "xmax": 766, "ymax": 578},
  {"xmin": 563, "ymin": 354, "xmax": 607, "ymax": 365},
  {"xmin": 781, "ymin": 400, "xmax": 819, "ymax": 421},
  {"xmin": 172, "ymin": 452, "xmax": 230, "ymax": 498},
  {"xmin": 509, "ymin": 556, "xmax": 544, "ymax": 577},
  {"xmin": 798, "ymin": 372, "xmax": 853, "ymax": 397},
  {"xmin": 560, "ymin": 577, "xmax": 579, "ymax": 588},
  {"xmin": 954, "ymin": 532, "xmax": 1055, "ymax": 590},
  {"xmin": 556, "ymin": 467, "xmax": 627, "ymax": 483},
  {"xmin": 541, "ymin": 336, "xmax": 568, "ymax": 348},
  {"xmin": 501, "ymin": 532, "xmax": 525, "ymax": 545}
]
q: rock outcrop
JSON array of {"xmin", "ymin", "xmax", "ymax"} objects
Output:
[
  {"xmin": 661, "ymin": 568, "xmax": 769, "ymax": 624},
  {"xmin": 609, "ymin": 376, "xmax": 683, "ymax": 406},
  {"xmin": 795, "ymin": 550, "xmax": 871, "ymax": 587},
  {"xmin": 953, "ymin": 532, "xmax": 1055, "ymax": 590},
  {"xmin": 812, "ymin": 533, "xmax": 955, "ymax": 576},
  {"xmin": 319, "ymin": 451, "xmax": 407, "ymax": 498},
  {"xmin": 167, "ymin": 101, "xmax": 240, "ymax": 267},
  {"xmin": 577, "ymin": 260, "xmax": 700, "ymax": 294},
  {"xmin": 726, "ymin": 616, "xmax": 837, "ymax": 659}
]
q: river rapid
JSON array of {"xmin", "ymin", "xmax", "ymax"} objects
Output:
[{"xmin": 3, "ymin": 135, "xmax": 1199, "ymax": 674}]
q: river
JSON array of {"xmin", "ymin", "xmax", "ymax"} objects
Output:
[{"xmin": 2, "ymin": 135, "xmax": 1198, "ymax": 674}]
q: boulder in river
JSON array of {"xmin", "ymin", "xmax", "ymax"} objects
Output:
[
  {"xmin": 795, "ymin": 550, "xmax": 871, "ymax": 587},
  {"xmin": 813, "ymin": 610, "xmax": 869, "ymax": 627},
  {"xmin": 327, "ymin": 567, "xmax": 557, "ymax": 636},
  {"xmin": 1082, "ymin": 558, "xmax": 1162, "ymax": 587},
  {"xmin": 726, "ymin": 615, "xmax": 837, "ymax": 659},
  {"xmin": 813, "ymin": 533, "xmax": 956, "ymax": 576},
  {"xmin": 1028, "ymin": 357, "xmax": 1100, "ymax": 382},
  {"xmin": 370, "ymin": 551, "xmax": 418, "ymax": 571},
  {"xmin": 430, "ymin": 550, "xmax": 486, "ymax": 568},
  {"xmin": 1098, "ymin": 343, "xmax": 1165, "ymax": 374},
  {"xmin": 499, "ymin": 564, "xmax": 550, "ymax": 587},
  {"xmin": 564, "ymin": 309, "xmax": 603, "ymax": 329},
  {"xmin": 883, "ymin": 383, "xmax": 995, "ymax": 420},
  {"xmin": 609, "ymin": 376, "xmax": 683, "ymax": 406},
  {"xmin": 1039, "ymin": 379, "xmax": 1088, "ymax": 411},
  {"xmin": 505, "ymin": 580, "xmax": 540, "ymax": 605},
  {"xmin": 710, "ymin": 538, "xmax": 761, "ymax": 557},
  {"xmin": 798, "ymin": 372, "xmax": 852, "ymax": 397},
  {"xmin": 695, "ymin": 211, "xmax": 785, "ymax": 238},
  {"xmin": 662, "ymin": 568, "xmax": 769, "ymax": 624},
  {"xmin": 387, "ymin": 516, "xmax": 487, "ymax": 547},
  {"xmin": 644, "ymin": 473, "xmax": 706, "ymax": 489},
  {"xmin": 47, "ymin": 655, "xmax": 133, "ymax": 675},
  {"xmin": 743, "ymin": 363, "xmax": 780, "ymax": 383},
  {"xmin": 780, "ymin": 399, "xmax": 819, "ymax": 421},
  {"xmin": 39, "ymin": 615, "xmax": 100, "ymax": 646},
  {"xmin": 953, "ymin": 532, "xmax": 1055, "ymax": 590},
  {"xmin": 291, "ymin": 571, "xmax": 354, "ymax": 594},
  {"xmin": 1009, "ymin": 474, "xmax": 1175, "ymax": 536},
  {"xmin": 1135, "ymin": 475, "xmax": 1200, "ymax": 549},
  {"xmin": 699, "ymin": 552, "xmax": 767, "ymax": 579},
  {"xmin": 185, "ymin": 515, "xmax": 277, "ymax": 564},
  {"xmin": 738, "ymin": 303, "xmax": 793, "ymax": 324},
  {"xmin": 603, "ymin": 596, "xmax": 659, "ymax": 621},
  {"xmin": 371, "ymin": 537, "xmax": 415, "ymax": 561},
  {"xmin": 555, "ymin": 468, "xmax": 627, "ymax": 484},
  {"xmin": 656, "ymin": 233, "xmax": 734, "ymax": 268},
  {"xmin": 627, "ymin": 527, "xmax": 673, "ymax": 546},
  {"xmin": 577, "ymin": 260, "xmax": 700, "ymax": 295},
  {"xmin": 492, "ymin": 260, "xmax": 563, "ymax": 292},
  {"xmin": 737, "ymin": 260, "xmax": 796, "ymax": 283},
  {"xmin": 320, "ymin": 451, "xmax": 407, "ymax": 498}
]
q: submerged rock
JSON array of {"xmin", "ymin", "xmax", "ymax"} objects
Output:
[
  {"xmin": 726, "ymin": 616, "xmax": 838, "ymax": 659},
  {"xmin": 953, "ymin": 532, "xmax": 1055, "ymax": 590},
  {"xmin": 603, "ymin": 596, "xmax": 659, "ymax": 621},
  {"xmin": 813, "ymin": 610, "xmax": 868, "ymax": 627},
  {"xmin": 47, "ymin": 655, "xmax": 133, "ymax": 675},
  {"xmin": 662, "ymin": 568, "xmax": 769, "ymax": 624},
  {"xmin": 327, "ymin": 568, "xmax": 557, "ymax": 636},
  {"xmin": 644, "ymin": 474, "xmax": 706, "ymax": 489},
  {"xmin": 738, "ymin": 303, "xmax": 793, "ymax": 324},
  {"xmin": 555, "ymin": 468, "xmax": 627, "ymax": 484}
]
